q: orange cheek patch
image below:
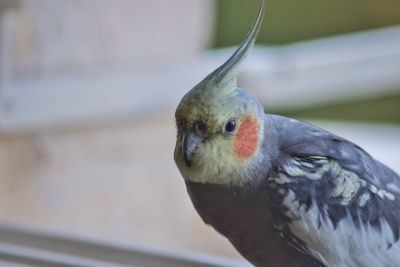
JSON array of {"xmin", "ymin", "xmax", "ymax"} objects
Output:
[{"xmin": 233, "ymin": 117, "xmax": 259, "ymax": 161}]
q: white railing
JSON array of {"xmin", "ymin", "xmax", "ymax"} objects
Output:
[
  {"xmin": 241, "ymin": 25, "xmax": 400, "ymax": 109},
  {"xmin": 0, "ymin": 25, "xmax": 399, "ymax": 132}
]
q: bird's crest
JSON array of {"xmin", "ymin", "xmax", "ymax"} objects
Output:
[{"xmin": 202, "ymin": 0, "xmax": 265, "ymax": 93}]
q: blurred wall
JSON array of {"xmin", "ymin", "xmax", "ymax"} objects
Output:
[
  {"xmin": 8, "ymin": 0, "xmax": 214, "ymax": 76},
  {"xmin": 0, "ymin": 116, "xmax": 241, "ymax": 259},
  {"xmin": 0, "ymin": 0, "xmax": 243, "ymax": 261}
]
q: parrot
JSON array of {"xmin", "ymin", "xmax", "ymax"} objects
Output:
[{"xmin": 174, "ymin": 1, "xmax": 400, "ymax": 266}]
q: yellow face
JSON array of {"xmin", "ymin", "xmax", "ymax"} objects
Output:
[
  {"xmin": 174, "ymin": 87, "xmax": 264, "ymax": 185},
  {"xmin": 173, "ymin": 0, "xmax": 266, "ymax": 185},
  {"xmin": 175, "ymin": 129, "xmax": 242, "ymax": 184}
]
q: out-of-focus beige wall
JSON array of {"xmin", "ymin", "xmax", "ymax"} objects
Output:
[
  {"xmin": 0, "ymin": 0, "xmax": 244, "ymax": 260},
  {"xmin": 10, "ymin": 0, "xmax": 214, "ymax": 76},
  {"xmin": 0, "ymin": 115, "xmax": 241, "ymax": 259}
]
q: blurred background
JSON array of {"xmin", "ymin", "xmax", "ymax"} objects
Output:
[{"xmin": 0, "ymin": 0, "xmax": 399, "ymax": 265}]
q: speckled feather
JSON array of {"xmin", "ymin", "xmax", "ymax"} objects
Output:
[{"xmin": 265, "ymin": 115, "xmax": 400, "ymax": 266}]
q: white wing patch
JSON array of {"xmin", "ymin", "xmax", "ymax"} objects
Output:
[
  {"xmin": 268, "ymin": 156, "xmax": 400, "ymax": 266},
  {"xmin": 329, "ymin": 161, "xmax": 365, "ymax": 205},
  {"xmin": 358, "ymin": 192, "xmax": 370, "ymax": 207},
  {"xmin": 268, "ymin": 156, "xmax": 395, "ymax": 206},
  {"xmin": 286, "ymin": 200, "xmax": 400, "ymax": 267},
  {"xmin": 370, "ymin": 184, "xmax": 395, "ymax": 201}
]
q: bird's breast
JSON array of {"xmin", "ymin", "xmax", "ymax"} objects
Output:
[{"xmin": 185, "ymin": 181, "xmax": 324, "ymax": 267}]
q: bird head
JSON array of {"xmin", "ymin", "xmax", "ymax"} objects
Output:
[{"xmin": 174, "ymin": 1, "xmax": 266, "ymax": 185}]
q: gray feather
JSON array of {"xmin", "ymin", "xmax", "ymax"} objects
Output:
[{"xmin": 205, "ymin": 0, "xmax": 265, "ymax": 90}]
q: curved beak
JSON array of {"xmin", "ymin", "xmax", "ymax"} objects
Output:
[{"xmin": 182, "ymin": 132, "xmax": 203, "ymax": 168}]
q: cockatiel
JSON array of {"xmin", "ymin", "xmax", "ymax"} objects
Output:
[{"xmin": 174, "ymin": 1, "xmax": 400, "ymax": 266}]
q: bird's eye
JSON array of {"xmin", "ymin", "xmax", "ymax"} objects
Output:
[
  {"xmin": 225, "ymin": 118, "xmax": 237, "ymax": 133},
  {"xmin": 194, "ymin": 121, "xmax": 206, "ymax": 133}
]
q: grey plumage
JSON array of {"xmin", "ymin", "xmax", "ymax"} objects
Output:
[
  {"xmin": 265, "ymin": 115, "xmax": 400, "ymax": 266},
  {"xmin": 174, "ymin": 0, "xmax": 400, "ymax": 265},
  {"xmin": 185, "ymin": 114, "xmax": 400, "ymax": 266},
  {"xmin": 211, "ymin": 0, "xmax": 265, "ymax": 86}
]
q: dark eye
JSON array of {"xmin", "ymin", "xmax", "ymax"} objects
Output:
[
  {"xmin": 194, "ymin": 121, "xmax": 206, "ymax": 133},
  {"xmin": 225, "ymin": 118, "xmax": 236, "ymax": 133}
]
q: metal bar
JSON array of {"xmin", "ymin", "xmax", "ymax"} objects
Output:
[
  {"xmin": 0, "ymin": 224, "xmax": 250, "ymax": 267},
  {"xmin": 0, "ymin": 243, "xmax": 131, "ymax": 267},
  {"xmin": 0, "ymin": 260, "xmax": 33, "ymax": 267}
]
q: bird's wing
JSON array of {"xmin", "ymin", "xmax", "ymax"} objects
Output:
[{"xmin": 266, "ymin": 116, "xmax": 400, "ymax": 266}]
